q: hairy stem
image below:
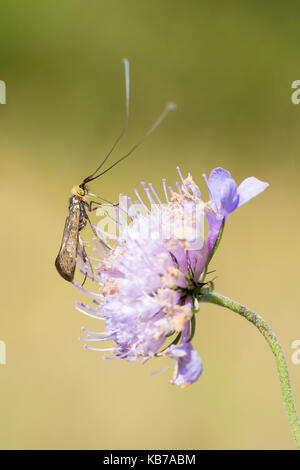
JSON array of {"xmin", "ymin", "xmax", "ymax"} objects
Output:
[{"xmin": 198, "ymin": 291, "xmax": 300, "ymax": 449}]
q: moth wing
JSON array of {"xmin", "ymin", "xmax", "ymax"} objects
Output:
[{"xmin": 55, "ymin": 202, "xmax": 80, "ymax": 282}]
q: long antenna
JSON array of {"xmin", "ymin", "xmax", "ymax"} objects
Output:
[
  {"xmin": 85, "ymin": 102, "xmax": 176, "ymax": 183},
  {"xmin": 82, "ymin": 58, "xmax": 130, "ymax": 186}
]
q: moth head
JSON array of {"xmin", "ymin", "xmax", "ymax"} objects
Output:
[{"xmin": 72, "ymin": 184, "xmax": 89, "ymax": 199}]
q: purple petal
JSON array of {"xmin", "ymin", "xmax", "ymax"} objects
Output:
[
  {"xmin": 219, "ymin": 178, "xmax": 239, "ymax": 215},
  {"xmin": 204, "ymin": 168, "xmax": 269, "ymax": 219},
  {"xmin": 205, "ymin": 211, "xmax": 223, "ymax": 254},
  {"xmin": 203, "ymin": 168, "xmax": 238, "ymax": 217},
  {"xmin": 166, "ymin": 342, "xmax": 203, "ymax": 387},
  {"xmin": 187, "ymin": 245, "xmax": 208, "ymax": 281},
  {"xmin": 237, "ymin": 177, "xmax": 269, "ymax": 208},
  {"xmin": 204, "ymin": 167, "xmax": 232, "ymax": 203}
]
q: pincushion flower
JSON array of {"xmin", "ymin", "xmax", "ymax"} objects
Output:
[
  {"xmin": 74, "ymin": 166, "xmax": 300, "ymax": 447},
  {"xmin": 76, "ymin": 167, "xmax": 268, "ymax": 388}
]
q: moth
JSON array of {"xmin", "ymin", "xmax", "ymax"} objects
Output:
[
  {"xmin": 54, "ymin": 184, "xmax": 93, "ymax": 282},
  {"xmin": 55, "ymin": 58, "xmax": 176, "ymax": 283}
]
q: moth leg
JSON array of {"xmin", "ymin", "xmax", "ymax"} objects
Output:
[
  {"xmin": 85, "ymin": 212, "xmax": 111, "ymax": 251},
  {"xmin": 88, "ymin": 200, "xmax": 119, "ymax": 212},
  {"xmin": 87, "ymin": 200, "xmax": 122, "ymax": 229},
  {"xmin": 84, "ymin": 201, "xmax": 116, "ymax": 250},
  {"xmin": 78, "ymin": 235, "xmax": 94, "ymax": 286}
]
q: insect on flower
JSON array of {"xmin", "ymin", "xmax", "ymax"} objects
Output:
[
  {"xmin": 78, "ymin": 167, "xmax": 269, "ymax": 387},
  {"xmin": 55, "ymin": 59, "xmax": 176, "ymax": 283}
]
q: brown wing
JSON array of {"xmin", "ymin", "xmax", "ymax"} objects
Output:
[{"xmin": 55, "ymin": 201, "xmax": 80, "ymax": 282}]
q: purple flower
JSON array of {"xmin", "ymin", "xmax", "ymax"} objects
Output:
[
  {"xmin": 76, "ymin": 167, "xmax": 268, "ymax": 387},
  {"xmin": 162, "ymin": 324, "xmax": 203, "ymax": 387},
  {"xmin": 203, "ymin": 167, "xmax": 269, "ymax": 253},
  {"xmin": 167, "ymin": 342, "xmax": 203, "ymax": 387}
]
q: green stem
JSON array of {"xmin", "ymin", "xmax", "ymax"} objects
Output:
[{"xmin": 198, "ymin": 291, "xmax": 300, "ymax": 449}]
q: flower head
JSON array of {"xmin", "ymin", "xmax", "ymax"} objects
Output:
[{"xmin": 76, "ymin": 167, "xmax": 268, "ymax": 387}]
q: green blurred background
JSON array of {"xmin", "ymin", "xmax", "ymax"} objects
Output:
[{"xmin": 1, "ymin": 0, "xmax": 300, "ymax": 450}]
